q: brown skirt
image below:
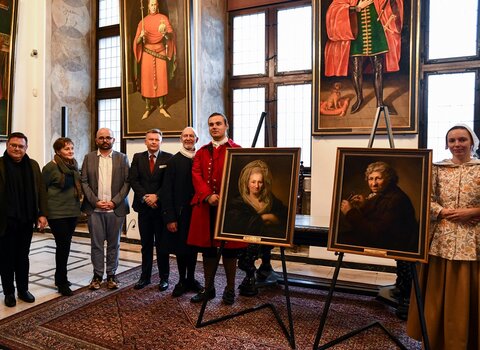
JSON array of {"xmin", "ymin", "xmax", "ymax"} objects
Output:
[{"xmin": 407, "ymin": 256, "xmax": 479, "ymax": 350}]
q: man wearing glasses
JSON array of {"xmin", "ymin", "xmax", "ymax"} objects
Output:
[
  {"xmin": 81, "ymin": 128, "xmax": 130, "ymax": 290},
  {"xmin": 0, "ymin": 132, "xmax": 48, "ymax": 307}
]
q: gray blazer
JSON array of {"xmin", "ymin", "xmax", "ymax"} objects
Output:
[{"xmin": 81, "ymin": 150, "xmax": 130, "ymax": 217}]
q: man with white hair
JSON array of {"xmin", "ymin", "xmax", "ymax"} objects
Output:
[{"xmin": 161, "ymin": 127, "xmax": 203, "ymax": 297}]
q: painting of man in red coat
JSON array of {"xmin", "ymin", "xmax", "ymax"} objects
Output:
[
  {"xmin": 134, "ymin": 0, "xmax": 176, "ymax": 120},
  {"xmin": 316, "ymin": 0, "xmax": 416, "ymax": 135},
  {"xmin": 122, "ymin": 0, "xmax": 191, "ymax": 137}
]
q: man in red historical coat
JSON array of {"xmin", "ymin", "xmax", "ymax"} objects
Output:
[
  {"xmin": 324, "ymin": 0, "xmax": 403, "ymax": 113},
  {"xmin": 187, "ymin": 113, "xmax": 246, "ymax": 305},
  {"xmin": 133, "ymin": 0, "xmax": 176, "ymax": 120}
]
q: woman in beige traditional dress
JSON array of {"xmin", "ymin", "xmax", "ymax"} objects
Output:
[{"xmin": 407, "ymin": 124, "xmax": 480, "ymax": 349}]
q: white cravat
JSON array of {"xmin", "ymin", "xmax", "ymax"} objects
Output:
[{"xmin": 212, "ymin": 137, "xmax": 228, "ymax": 148}]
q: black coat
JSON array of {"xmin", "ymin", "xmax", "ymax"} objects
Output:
[
  {"xmin": 341, "ymin": 185, "xmax": 418, "ymax": 253},
  {"xmin": 224, "ymin": 195, "xmax": 288, "ymax": 239},
  {"xmin": 0, "ymin": 156, "xmax": 48, "ymax": 236},
  {"xmin": 160, "ymin": 152, "xmax": 195, "ymax": 254}
]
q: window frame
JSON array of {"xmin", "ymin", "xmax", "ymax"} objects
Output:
[
  {"xmin": 227, "ymin": 0, "xmax": 312, "ymax": 166},
  {"xmin": 94, "ymin": 6, "xmax": 124, "ymax": 152},
  {"xmin": 418, "ymin": 1, "xmax": 480, "ymax": 150}
]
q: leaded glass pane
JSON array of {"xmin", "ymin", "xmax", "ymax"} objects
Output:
[
  {"xmin": 233, "ymin": 87, "xmax": 266, "ymax": 147},
  {"xmin": 277, "ymin": 84, "xmax": 311, "ymax": 167},
  {"xmin": 427, "ymin": 72, "xmax": 475, "ymax": 162},
  {"xmin": 277, "ymin": 6, "xmax": 312, "ymax": 72},
  {"xmin": 232, "ymin": 13, "xmax": 266, "ymax": 76}
]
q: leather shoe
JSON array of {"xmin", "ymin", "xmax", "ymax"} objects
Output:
[
  {"xmin": 186, "ymin": 279, "xmax": 204, "ymax": 293},
  {"xmin": 158, "ymin": 279, "xmax": 169, "ymax": 292},
  {"xmin": 171, "ymin": 282, "xmax": 186, "ymax": 297},
  {"xmin": 18, "ymin": 291, "xmax": 35, "ymax": 303},
  {"xmin": 134, "ymin": 279, "xmax": 150, "ymax": 290},
  {"xmin": 222, "ymin": 288, "xmax": 235, "ymax": 305},
  {"xmin": 58, "ymin": 285, "xmax": 73, "ymax": 296},
  {"xmin": 239, "ymin": 276, "xmax": 258, "ymax": 297},
  {"xmin": 190, "ymin": 288, "xmax": 216, "ymax": 303},
  {"xmin": 4, "ymin": 294, "xmax": 16, "ymax": 307}
]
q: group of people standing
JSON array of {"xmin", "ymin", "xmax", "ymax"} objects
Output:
[
  {"xmin": 0, "ymin": 112, "xmax": 251, "ymax": 308},
  {"xmin": 0, "ymin": 120, "xmax": 479, "ymax": 349}
]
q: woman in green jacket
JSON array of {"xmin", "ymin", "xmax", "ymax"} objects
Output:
[{"xmin": 42, "ymin": 138, "xmax": 82, "ymax": 296}]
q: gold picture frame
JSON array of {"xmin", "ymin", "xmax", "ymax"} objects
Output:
[
  {"xmin": 313, "ymin": 0, "xmax": 420, "ymax": 135},
  {"xmin": 121, "ymin": 0, "xmax": 192, "ymax": 138},
  {"xmin": 215, "ymin": 148, "xmax": 301, "ymax": 247},
  {"xmin": 328, "ymin": 147, "xmax": 432, "ymax": 262},
  {"xmin": 0, "ymin": 0, "xmax": 18, "ymax": 139}
]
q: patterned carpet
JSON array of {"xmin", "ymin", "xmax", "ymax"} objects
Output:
[{"xmin": 0, "ymin": 261, "xmax": 421, "ymax": 350}]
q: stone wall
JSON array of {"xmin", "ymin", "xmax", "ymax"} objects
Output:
[
  {"xmin": 48, "ymin": 0, "xmax": 92, "ymax": 161},
  {"xmin": 195, "ymin": 0, "xmax": 227, "ymax": 144}
]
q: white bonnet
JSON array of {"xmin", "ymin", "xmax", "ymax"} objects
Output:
[{"xmin": 446, "ymin": 123, "xmax": 479, "ymax": 155}]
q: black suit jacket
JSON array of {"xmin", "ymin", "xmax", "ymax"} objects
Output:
[{"xmin": 129, "ymin": 150, "xmax": 173, "ymax": 213}]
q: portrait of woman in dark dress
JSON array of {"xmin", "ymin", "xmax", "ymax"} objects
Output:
[
  {"xmin": 339, "ymin": 161, "xmax": 418, "ymax": 252},
  {"xmin": 224, "ymin": 159, "xmax": 288, "ymax": 239}
]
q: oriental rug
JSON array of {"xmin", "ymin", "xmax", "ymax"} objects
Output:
[{"xmin": 0, "ymin": 261, "xmax": 421, "ymax": 349}]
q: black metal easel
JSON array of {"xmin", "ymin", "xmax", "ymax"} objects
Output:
[
  {"xmin": 195, "ymin": 112, "xmax": 296, "ymax": 349},
  {"xmin": 312, "ymin": 106, "xmax": 431, "ymax": 349}
]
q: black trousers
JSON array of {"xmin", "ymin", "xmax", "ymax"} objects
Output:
[
  {"xmin": 0, "ymin": 218, "xmax": 34, "ymax": 295},
  {"xmin": 49, "ymin": 217, "xmax": 77, "ymax": 286},
  {"xmin": 138, "ymin": 210, "xmax": 169, "ymax": 281}
]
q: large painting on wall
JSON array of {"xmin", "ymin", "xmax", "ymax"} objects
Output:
[
  {"xmin": 313, "ymin": 0, "xmax": 420, "ymax": 135},
  {"xmin": 0, "ymin": 0, "xmax": 17, "ymax": 139},
  {"xmin": 121, "ymin": 0, "xmax": 192, "ymax": 138}
]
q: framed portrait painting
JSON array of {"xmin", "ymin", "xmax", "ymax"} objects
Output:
[
  {"xmin": 313, "ymin": 0, "xmax": 420, "ymax": 135},
  {"xmin": 328, "ymin": 148, "xmax": 432, "ymax": 262},
  {"xmin": 214, "ymin": 148, "xmax": 301, "ymax": 247},
  {"xmin": 0, "ymin": 0, "xmax": 18, "ymax": 139},
  {"xmin": 121, "ymin": 0, "xmax": 192, "ymax": 138}
]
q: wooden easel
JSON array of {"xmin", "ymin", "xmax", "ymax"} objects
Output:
[{"xmin": 312, "ymin": 106, "xmax": 431, "ymax": 350}]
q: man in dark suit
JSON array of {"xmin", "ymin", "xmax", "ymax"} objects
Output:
[
  {"xmin": 0, "ymin": 132, "xmax": 48, "ymax": 307},
  {"xmin": 81, "ymin": 128, "xmax": 130, "ymax": 290},
  {"xmin": 129, "ymin": 128, "xmax": 172, "ymax": 291}
]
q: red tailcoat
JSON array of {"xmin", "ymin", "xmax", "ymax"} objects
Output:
[{"xmin": 187, "ymin": 140, "xmax": 247, "ymax": 249}]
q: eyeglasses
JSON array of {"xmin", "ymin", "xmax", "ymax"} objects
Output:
[
  {"xmin": 8, "ymin": 143, "xmax": 26, "ymax": 150},
  {"xmin": 97, "ymin": 136, "xmax": 114, "ymax": 141}
]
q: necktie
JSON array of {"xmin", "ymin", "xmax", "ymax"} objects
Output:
[{"xmin": 149, "ymin": 154, "xmax": 155, "ymax": 173}]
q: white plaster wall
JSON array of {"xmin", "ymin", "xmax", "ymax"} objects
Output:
[{"xmin": 11, "ymin": 0, "xmax": 47, "ymax": 165}]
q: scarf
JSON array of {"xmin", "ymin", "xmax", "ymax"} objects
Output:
[
  {"xmin": 54, "ymin": 154, "xmax": 82, "ymax": 200},
  {"xmin": 179, "ymin": 145, "xmax": 195, "ymax": 159},
  {"xmin": 3, "ymin": 150, "xmax": 36, "ymax": 221}
]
